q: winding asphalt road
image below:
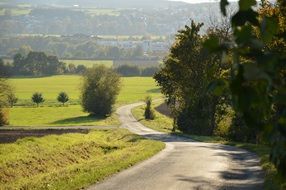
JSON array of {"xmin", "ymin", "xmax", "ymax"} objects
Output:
[{"xmin": 88, "ymin": 103, "xmax": 264, "ymax": 190}]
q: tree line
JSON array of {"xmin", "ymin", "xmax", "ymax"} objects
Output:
[
  {"xmin": 155, "ymin": 0, "xmax": 286, "ymax": 179},
  {"xmin": 1, "ymin": 52, "xmax": 87, "ymax": 76},
  {"xmin": 0, "ymin": 37, "xmax": 152, "ymax": 60},
  {"xmin": 0, "ymin": 51, "xmax": 160, "ymax": 77},
  {"xmin": 115, "ymin": 65, "xmax": 159, "ymax": 77}
]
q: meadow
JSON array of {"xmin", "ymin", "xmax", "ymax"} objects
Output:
[
  {"xmin": 8, "ymin": 76, "xmax": 162, "ymax": 127},
  {"xmin": 0, "ymin": 129, "xmax": 164, "ymax": 190}
]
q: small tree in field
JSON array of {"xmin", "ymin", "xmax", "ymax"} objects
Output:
[
  {"xmin": 81, "ymin": 66, "xmax": 121, "ymax": 117},
  {"xmin": 7, "ymin": 91, "xmax": 17, "ymax": 108},
  {"xmin": 57, "ymin": 92, "xmax": 69, "ymax": 106},
  {"xmin": 144, "ymin": 96, "xmax": 155, "ymax": 120},
  {"xmin": 32, "ymin": 92, "xmax": 44, "ymax": 107}
]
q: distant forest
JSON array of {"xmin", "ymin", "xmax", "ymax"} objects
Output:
[{"xmin": 0, "ymin": 1, "xmax": 232, "ymax": 36}]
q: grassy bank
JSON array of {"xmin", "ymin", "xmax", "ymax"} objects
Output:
[
  {"xmin": 132, "ymin": 103, "xmax": 286, "ymax": 190},
  {"xmin": 0, "ymin": 129, "xmax": 165, "ymax": 190}
]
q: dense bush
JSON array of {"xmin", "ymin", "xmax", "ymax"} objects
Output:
[
  {"xmin": 0, "ymin": 78, "xmax": 10, "ymax": 126},
  {"xmin": 7, "ymin": 90, "xmax": 18, "ymax": 108},
  {"xmin": 0, "ymin": 108, "xmax": 9, "ymax": 126},
  {"xmin": 154, "ymin": 21, "xmax": 226, "ymax": 135},
  {"xmin": 81, "ymin": 66, "xmax": 121, "ymax": 116},
  {"xmin": 144, "ymin": 96, "xmax": 155, "ymax": 120}
]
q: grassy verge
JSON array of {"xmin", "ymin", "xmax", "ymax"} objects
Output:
[
  {"xmin": 132, "ymin": 103, "xmax": 286, "ymax": 190},
  {"xmin": 0, "ymin": 129, "xmax": 165, "ymax": 190}
]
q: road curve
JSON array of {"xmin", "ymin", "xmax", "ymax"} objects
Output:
[{"xmin": 88, "ymin": 102, "xmax": 264, "ymax": 190}]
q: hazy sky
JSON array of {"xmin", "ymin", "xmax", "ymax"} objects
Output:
[{"xmin": 171, "ymin": 0, "xmax": 237, "ymax": 4}]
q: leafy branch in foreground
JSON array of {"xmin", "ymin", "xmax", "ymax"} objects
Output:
[{"xmin": 205, "ymin": 0, "xmax": 286, "ymax": 177}]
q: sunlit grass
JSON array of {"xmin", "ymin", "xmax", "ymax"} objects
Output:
[
  {"xmin": 0, "ymin": 129, "xmax": 165, "ymax": 190},
  {"xmin": 9, "ymin": 105, "xmax": 119, "ymax": 127}
]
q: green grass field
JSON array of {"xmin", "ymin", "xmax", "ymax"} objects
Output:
[
  {"xmin": 9, "ymin": 76, "xmax": 161, "ymax": 104},
  {"xmin": 0, "ymin": 129, "xmax": 165, "ymax": 190},
  {"xmin": 8, "ymin": 76, "xmax": 161, "ymax": 126},
  {"xmin": 9, "ymin": 105, "xmax": 119, "ymax": 127},
  {"xmin": 62, "ymin": 60, "xmax": 113, "ymax": 68}
]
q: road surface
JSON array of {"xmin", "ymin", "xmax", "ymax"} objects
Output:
[{"xmin": 88, "ymin": 102, "xmax": 264, "ymax": 190}]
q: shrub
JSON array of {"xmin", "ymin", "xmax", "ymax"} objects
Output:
[
  {"xmin": 0, "ymin": 108, "xmax": 9, "ymax": 126},
  {"xmin": 32, "ymin": 92, "xmax": 45, "ymax": 107},
  {"xmin": 144, "ymin": 96, "xmax": 155, "ymax": 120},
  {"xmin": 0, "ymin": 78, "xmax": 10, "ymax": 125},
  {"xmin": 57, "ymin": 92, "xmax": 69, "ymax": 106},
  {"xmin": 81, "ymin": 66, "xmax": 121, "ymax": 116},
  {"xmin": 7, "ymin": 90, "xmax": 18, "ymax": 107}
]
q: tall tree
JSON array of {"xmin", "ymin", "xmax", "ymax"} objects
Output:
[{"xmin": 154, "ymin": 21, "xmax": 224, "ymax": 135}]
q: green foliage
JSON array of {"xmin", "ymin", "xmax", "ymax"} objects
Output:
[
  {"xmin": 144, "ymin": 96, "xmax": 155, "ymax": 120},
  {"xmin": 10, "ymin": 52, "xmax": 90, "ymax": 76},
  {"xmin": 0, "ymin": 78, "xmax": 11, "ymax": 125},
  {"xmin": 31, "ymin": 92, "xmax": 44, "ymax": 107},
  {"xmin": 0, "ymin": 59, "xmax": 9, "ymax": 77},
  {"xmin": 206, "ymin": 0, "xmax": 286, "ymax": 178},
  {"xmin": 57, "ymin": 92, "xmax": 69, "ymax": 106},
  {"xmin": 7, "ymin": 89, "xmax": 18, "ymax": 108},
  {"xmin": 154, "ymin": 21, "xmax": 227, "ymax": 135},
  {"xmin": 81, "ymin": 66, "xmax": 121, "ymax": 116}
]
